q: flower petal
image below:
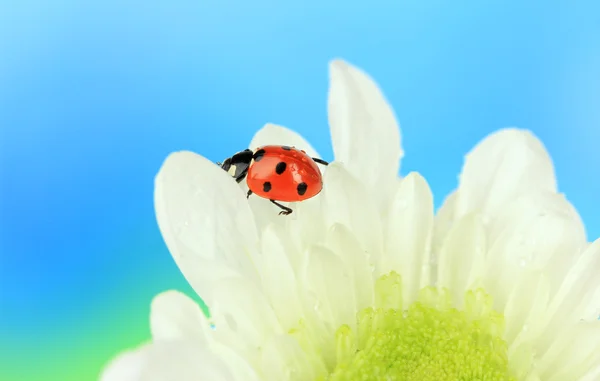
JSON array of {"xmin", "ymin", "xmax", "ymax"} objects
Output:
[
  {"xmin": 321, "ymin": 162, "xmax": 383, "ymax": 267},
  {"xmin": 150, "ymin": 290, "xmax": 210, "ymax": 342},
  {"xmin": 100, "ymin": 345, "xmax": 147, "ymax": 381},
  {"xmin": 431, "ymin": 190, "xmax": 457, "ymax": 264},
  {"xmin": 577, "ymin": 283, "xmax": 600, "ymax": 322},
  {"xmin": 382, "ymin": 173, "xmax": 434, "ymax": 306},
  {"xmin": 149, "ymin": 291, "xmax": 263, "ymax": 381},
  {"xmin": 536, "ymin": 239, "xmax": 600, "ymax": 350},
  {"xmin": 258, "ymin": 225, "xmax": 304, "ymax": 330},
  {"xmin": 249, "ymin": 123, "xmax": 320, "ymax": 159},
  {"xmin": 302, "ymin": 244, "xmax": 357, "ymax": 331},
  {"xmin": 579, "ymin": 365, "xmax": 600, "ymax": 381},
  {"xmin": 100, "ymin": 341, "xmax": 236, "ymax": 381},
  {"xmin": 538, "ymin": 321, "xmax": 600, "ymax": 381},
  {"xmin": 436, "ymin": 213, "xmax": 486, "ymax": 308},
  {"xmin": 295, "ymin": 244, "xmax": 355, "ymax": 369},
  {"xmin": 482, "ymin": 191, "xmax": 586, "ymax": 310},
  {"xmin": 260, "ymin": 334, "xmax": 324, "ymax": 381},
  {"xmin": 455, "ymin": 128, "xmax": 557, "ymax": 220},
  {"xmin": 210, "ymin": 278, "xmax": 283, "ymax": 357},
  {"xmin": 327, "ymin": 59, "xmax": 403, "ymax": 196},
  {"xmin": 154, "ymin": 151, "xmax": 260, "ymax": 306},
  {"xmin": 504, "ymin": 270, "xmax": 550, "ymax": 346},
  {"xmin": 325, "ymin": 223, "xmax": 374, "ymax": 311}
]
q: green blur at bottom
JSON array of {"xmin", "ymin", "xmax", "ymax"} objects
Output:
[{"xmin": 0, "ymin": 285, "xmax": 207, "ymax": 381}]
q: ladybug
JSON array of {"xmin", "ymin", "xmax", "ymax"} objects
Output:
[{"xmin": 217, "ymin": 145, "xmax": 329, "ymax": 215}]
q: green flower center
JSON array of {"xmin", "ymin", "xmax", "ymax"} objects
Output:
[{"xmin": 294, "ymin": 272, "xmax": 517, "ymax": 381}]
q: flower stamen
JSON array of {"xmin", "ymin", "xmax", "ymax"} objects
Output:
[{"xmin": 293, "ymin": 272, "xmax": 519, "ymax": 381}]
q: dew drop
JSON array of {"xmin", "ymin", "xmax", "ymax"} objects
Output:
[
  {"xmin": 209, "ymin": 322, "xmax": 216, "ymax": 331},
  {"xmin": 519, "ymin": 258, "xmax": 527, "ymax": 267}
]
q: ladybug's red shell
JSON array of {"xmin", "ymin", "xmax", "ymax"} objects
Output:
[{"xmin": 247, "ymin": 145, "xmax": 323, "ymax": 202}]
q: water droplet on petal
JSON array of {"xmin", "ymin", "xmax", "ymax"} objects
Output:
[
  {"xmin": 209, "ymin": 323, "xmax": 216, "ymax": 330},
  {"xmin": 314, "ymin": 300, "xmax": 321, "ymax": 312},
  {"xmin": 519, "ymin": 258, "xmax": 527, "ymax": 267}
]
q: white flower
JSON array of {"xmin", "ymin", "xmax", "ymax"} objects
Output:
[{"xmin": 101, "ymin": 60, "xmax": 600, "ymax": 381}]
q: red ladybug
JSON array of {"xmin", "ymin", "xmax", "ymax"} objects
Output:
[{"xmin": 218, "ymin": 145, "xmax": 329, "ymax": 215}]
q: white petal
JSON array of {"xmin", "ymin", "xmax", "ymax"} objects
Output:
[
  {"xmin": 431, "ymin": 190, "xmax": 457, "ymax": 266},
  {"xmin": 150, "ymin": 290, "xmax": 211, "ymax": 342},
  {"xmin": 149, "ymin": 290, "xmax": 264, "ymax": 381},
  {"xmin": 579, "ymin": 364, "xmax": 600, "ymax": 381},
  {"xmin": 536, "ymin": 239, "xmax": 600, "ymax": 350},
  {"xmin": 539, "ymin": 321, "xmax": 600, "ymax": 381},
  {"xmin": 260, "ymin": 334, "xmax": 324, "ymax": 381},
  {"xmin": 455, "ymin": 129, "xmax": 557, "ymax": 220},
  {"xmin": 436, "ymin": 213, "xmax": 486, "ymax": 308},
  {"xmin": 482, "ymin": 191, "xmax": 586, "ymax": 310},
  {"xmin": 325, "ymin": 223, "xmax": 374, "ymax": 311},
  {"xmin": 301, "ymin": 244, "xmax": 357, "ymax": 331},
  {"xmin": 154, "ymin": 151, "xmax": 260, "ymax": 306},
  {"xmin": 486, "ymin": 192, "xmax": 586, "ymax": 267},
  {"xmin": 321, "ymin": 162, "xmax": 383, "ymax": 268},
  {"xmin": 327, "ymin": 59, "xmax": 402, "ymax": 196},
  {"xmin": 249, "ymin": 123, "xmax": 320, "ymax": 159},
  {"xmin": 100, "ymin": 341, "xmax": 236, "ymax": 381},
  {"xmin": 210, "ymin": 278, "xmax": 283, "ymax": 357},
  {"xmin": 100, "ymin": 345, "xmax": 147, "ymax": 381},
  {"xmin": 284, "ymin": 195, "xmax": 328, "ymax": 265},
  {"xmin": 259, "ymin": 225, "xmax": 304, "ymax": 330},
  {"xmin": 295, "ymin": 244, "xmax": 352, "ymax": 369},
  {"xmin": 504, "ymin": 270, "xmax": 550, "ymax": 346},
  {"xmin": 382, "ymin": 173, "xmax": 434, "ymax": 306},
  {"xmin": 577, "ymin": 283, "xmax": 600, "ymax": 322}
]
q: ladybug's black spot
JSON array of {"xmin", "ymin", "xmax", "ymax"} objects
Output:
[
  {"xmin": 281, "ymin": 145, "xmax": 291, "ymax": 151},
  {"xmin": 253, "ymin": 149, "xmax": 266, "ymax": 162},
  {"xmin": 297, "ymin": 182, "xmax": 308, "ymax": 196},
  {"xmin": 275, "ymin": 161, "xmax": 287, "ymax": 175},
  {"xmin": 263, "ymin": 181, "xmax": 272, "ymax": 192}
]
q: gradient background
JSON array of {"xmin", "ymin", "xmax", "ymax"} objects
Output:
[{"xmin": 1, "ymin": 1, "xmax": 599, "ymax": 380}]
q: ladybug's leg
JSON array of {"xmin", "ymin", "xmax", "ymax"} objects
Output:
[
  {"xmin": 270, "ymin": 199, "xmax": 293, "ymax": 216},
  {"xmin": 246, "ymin": 189, "xmax": 253, "ymax": 199},
  {"xmin": 312, "ymin": 158, "xmax": 329, "ymax": 166}
]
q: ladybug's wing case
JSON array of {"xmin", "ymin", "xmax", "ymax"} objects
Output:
[{"xmin": 247, "ymin": 147, "xmax": 323, "ymax": 202}]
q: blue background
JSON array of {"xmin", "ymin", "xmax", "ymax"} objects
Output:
[{"xmin": 1, "ymin": 1, "xmax": 599, "ymax": 380}]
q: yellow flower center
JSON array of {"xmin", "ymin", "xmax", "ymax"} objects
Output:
[{"xmin": 292, "ymin": 272, "xmax": 517, "ymax": 381}]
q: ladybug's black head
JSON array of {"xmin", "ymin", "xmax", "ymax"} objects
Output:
[{"xmin": 218, "ymin": 149, "xmax": 253, "ymax": 183}]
